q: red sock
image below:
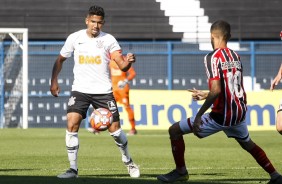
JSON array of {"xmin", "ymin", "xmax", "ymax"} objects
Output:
[
  {"xmin": 249, "ymin": 144, "xmax": 276, "ymax": 174},
  {"xmin": 170, "ymin": 136, "xmax": 186, "ymax": 169}
]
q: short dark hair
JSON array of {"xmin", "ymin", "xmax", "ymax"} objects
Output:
[
  {"xmin": 88, "ymin": 5, "xmax": 105, "ymax": 18},
  {"xmin": 210, "ymin": 20, "xmax": 231, "ymax": 41}
]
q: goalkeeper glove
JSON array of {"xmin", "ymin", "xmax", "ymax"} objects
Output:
[{"xmin": 117, "ymin": 79, "xmax": 129, "ymax": 89}]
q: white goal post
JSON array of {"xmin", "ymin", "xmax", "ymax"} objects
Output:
[{"xmin": 0, "ymin": 28, "xmax": 28, "ymax": 129}]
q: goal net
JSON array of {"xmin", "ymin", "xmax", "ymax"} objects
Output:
[{"xmin": 0, "ymin": 28, "xmax": 28, "ymax": 129}]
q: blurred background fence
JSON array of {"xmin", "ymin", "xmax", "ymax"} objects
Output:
[{"xmin": 26, "ymin": 41, "xmax": 282, "ymax": 91}]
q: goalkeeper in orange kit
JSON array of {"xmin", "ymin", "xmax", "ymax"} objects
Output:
[{"xmin": 109, "ymin": 59, "xmax": 137, "ymax": 135}]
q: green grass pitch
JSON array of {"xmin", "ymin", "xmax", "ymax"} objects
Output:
[{"xmin": 0, "ymin": 129, "xmax": 281, "ymax": 184}]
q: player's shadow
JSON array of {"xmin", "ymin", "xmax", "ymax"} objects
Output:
[
  {"xmin": 0, "ymin": 174, "xmax": 269, "ymax": 184},
  {"xmin": 84, "ymin": 174, "xmax": 268, "ymax": 184},
  {"xmin": 0, "ymin": 168, "xmax": 35, "ymax": 172}
]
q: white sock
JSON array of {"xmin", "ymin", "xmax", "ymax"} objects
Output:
[
  {"xmin": 110, "ymin": 128, "xmax": 131, "ymax": 163},
  {"xmin": 65, "ymin": 130, "xmax": 79, "ymax": 171}
]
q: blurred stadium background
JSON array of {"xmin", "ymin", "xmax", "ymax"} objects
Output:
[{"xmin": 0, "ymin": 0, "xmax": 282, "ymax": 128}]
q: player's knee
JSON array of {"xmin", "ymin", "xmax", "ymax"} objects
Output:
[
  {"xmin": 277, "ymin": 126, "xmax": 282, "ymax": 135},
  {"xmin": 276, "ymin": 113, "xmax": 282, "ymax": 134},
  {"xmin": 108, "ymin": 121, "xmax": 121, "ymax": 132},
  {"xmin": 238, "ymin": 139, "xmax": 255, "ymax": 152},
  {"xmin": 67, "ymin": 112, "xmax": 83, "ymax": 131},
  {"xmin": 168, "ymin": 122, "xmax": 182, "ymax": 139},
  {"xmin": 276, "ymin": 120, "xmax": 282, "ymax": 135},
  {"xmin": 124, "ymin": 106, "xmax": 132, "ymax": 112}
]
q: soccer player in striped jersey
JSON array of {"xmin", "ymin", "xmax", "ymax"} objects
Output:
[
  {"xmin": 50, "ymin": 5, "xmax": 140, "ymax": 179},
  {"xmin": 157, "ymin": 20, "xmax": 282, "ymax": 184},
  {"xmin": 270, "ymin": 31, "xmax": 282, "ymax": 135}
]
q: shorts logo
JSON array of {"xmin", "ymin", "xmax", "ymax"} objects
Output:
[
  {"xmin": 68, "ymin": 96, "xmax": 76, "ymax": 106},
  {"xmin": 107, "ymin": 100, "xmax": 117, "ymax": 111}
]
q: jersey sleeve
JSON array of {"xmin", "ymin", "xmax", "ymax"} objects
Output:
[
  {"xmin": 60, "ymin": 33, "xmax": 75, "ymax": 58},
  {"xmin": 106, "ymin": 34, "xmax": 121, "ymax": 60},
  {"xmin": 204, "ymin": 52, "xmax": 220, "ymax": 80},
  {"xmin": 108, "ymin": 35, "xmax": 121, "ymax": 53}
]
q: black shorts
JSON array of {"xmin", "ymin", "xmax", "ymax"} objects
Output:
[{"xmin": 67, "ymin": 91, "xmax": 120, "ymax": 122}]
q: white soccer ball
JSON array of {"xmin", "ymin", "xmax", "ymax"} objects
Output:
[{"xmin": 90, "ymin": 108, "xmax": 113, "ymax": 131}]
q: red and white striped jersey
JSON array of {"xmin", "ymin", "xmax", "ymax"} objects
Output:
[{"xmin": 204, "ymin": 48, "xmax": 247, "ymax": 126}]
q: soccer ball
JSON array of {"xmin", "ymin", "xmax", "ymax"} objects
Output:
[{"xmin": 90, "ymin": 108, "xmax": 113, "ymax": 131}]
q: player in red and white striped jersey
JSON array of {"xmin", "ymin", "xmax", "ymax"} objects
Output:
[
  {"xmin": 204, "ymin": 46, "xmax": 247, "ymax": 127},
  {"xmin": 157, "ymin": 20, "xmax": 282, "ymax": 184}
]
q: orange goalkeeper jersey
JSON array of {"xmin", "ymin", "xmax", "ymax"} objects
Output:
[{"xmin": 109, "ymin": 60, "xmax": 136, "ymax": 90}]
